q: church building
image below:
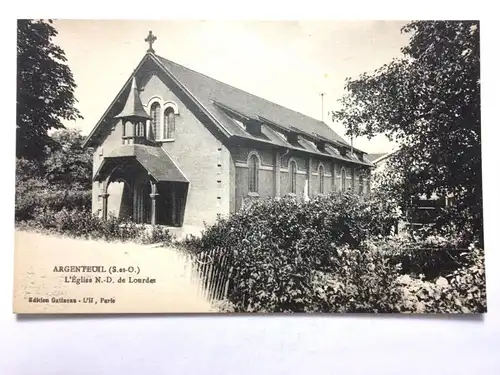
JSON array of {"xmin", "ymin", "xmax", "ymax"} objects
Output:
[{"xmin": 83, "ymin": 32, "xmax": 374, "ymax": 230}]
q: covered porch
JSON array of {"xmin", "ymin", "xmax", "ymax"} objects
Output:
[{"xmin": 94, "ymin": 144, "xmax": 189, "ymax": 226}]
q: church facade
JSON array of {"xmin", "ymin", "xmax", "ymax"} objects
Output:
[{"xmin": 83, "ymin": 36, "xmax": 374, "ymax": 229}]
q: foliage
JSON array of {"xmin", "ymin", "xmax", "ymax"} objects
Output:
[
  {"xmin": 211, "ymin": 300, "xmax": 238, "ymax": 313},
  {"xmin": 366, "ymin": 234, "xmax": 468, "ymax": 280},
  {"xmin": 15, "ymin": 128, "xmax": 93, "ymax": 221},
  {"xmin": 21, "ymin": 207, "xmax": 173, "ymax": 245},
  {"xmin": 310, "ymin": 242, "xmax": 486, "ymax": 314},
  {"xmin": 15, "ymin": 157, "xmax": 40, "ymax": 182},
  {"xmin": 17, "ymin": 19, "xmax": 83, "ymax": 160},
  {"xmin": 332, "ymin": 21, "xmax": 482, "ymax": 242},
  {"xmin": 310, "ymin": 245, "xmax": 404, "ymax": 313},
  {"xmin": 182, "ymin": 190, "xmax": 486, "ymax": 313},
  {"xmin": 147, "ymin": 225, "xmax": 175, "ymax": 245},
  {"xmin": 42, "ymin": 128, "xmax": 93, "ymax": 189},
  {"xmin": 15, "ymin": 175, "xmax": 91, "ymax": 221},
  {"xmin": 194, "ymin": 190, "xmax": 400, "ymax": 253},
  {"xmin": 397, "ymin": 246, "xmax": 487, "ymax": 313},
  {"xmin": 184, "ymin": 192, "xmax": 401, "ymax": 312},
  {"xmin": 19, "ymin": 189, "xmax": 485, "ymax": 313}
]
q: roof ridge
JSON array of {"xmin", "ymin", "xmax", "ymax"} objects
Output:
[{"xmin": 156, "ymin": 55, "xmax": 349, "ymax": 145}]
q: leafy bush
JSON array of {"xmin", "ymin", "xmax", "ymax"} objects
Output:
[
  {"xmin": 310, "ymin": 245, "xmax": 404, "ymax": 313},
  {"xmin": 211, "ymin": 299, "xmax": 238, "ymax": 313},
  {"xmin": 22, "ymin": 207, "xmax": 173, "ymax": 245},
  {"xmin": 15, "ymin": 128, "xmax": 93, "ymax": 222},
  {"xmin": 412, "ymin": 205, "xmax": 483, "ymax": 249},
  {"xmin": 15, "ymin": 174, "xmax": 91, "ymax": 221},
  {"xmin": 194, "ymin": 190, "xmax": 400, "ymax": 254},
  {"xmin": 183, "ymin": 191, "xmax": 401, "ymax": 312},
  {"xmin": 183, "ymin": 191, "xmax": 485, "ymax": 313},
  {"xmin": 397, "ymin": 246, "xmax": 486, "ymax": 313},
  {"xmin": 15, "ymin": 157, "xmax": 40, "ymax": 181},
  {"xmin": 366, "ymin": 234, "xmax": 467, "ymax": 279},
  {"xmin": 141, "ymin": 225, "xmax": 174, "ymax": 245}
]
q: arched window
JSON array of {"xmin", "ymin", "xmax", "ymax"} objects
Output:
[
  {"xmin": 359, "ymin": 175, "xmax": 364, "ymax": 194},
  {"xmin": 248, "ymin": 154, "xmax": 259, "ymax": 193},
  {"xmin": 150, "ymin": 102, "xmax": 161, "ymax": 140},
  {"xmin": 289, "ymin": 160, "xmax": 297, "ymax": 194},
  {"xmin": 164, "ymin": 107, "xmax": 175, "ymax": 139},
  {"xmin": 318, "ymin": 165, "xmax": 325, "ymax": 194},
  {"xmin": 341, "ymin": 168, "xmax": 346, "ymax": 192}
]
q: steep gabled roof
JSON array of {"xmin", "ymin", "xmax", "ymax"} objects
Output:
[
  {"xmin": 84, "ymin": 53, "xmax": 370, "ymax": 166},
  {"xmin": 154, "ymin": 55, "xmax": 350, "ymax": 147}
]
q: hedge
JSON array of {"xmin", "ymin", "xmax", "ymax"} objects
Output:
[
  {"xmin": 15, "ymin": 177, "xmax": 91, "ymax": 221},
  {"xmin": 183, "ymin": 191, "xmax": 486, "ymax": 313},
  {"xmin": 182, "ymin": 191, "xmax": 401, "ymax": 312},
  {"xmin": 18, "ymin": 207, "xmax": 173, "ymax": 245}
]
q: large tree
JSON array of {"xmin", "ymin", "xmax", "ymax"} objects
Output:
[
  {"xmin": 17, "ymin": 19, "xmax": 82, "ymax": 161},
  {"xmin": 332, "ymin": 21, "xmax": 482, "ymax": 240}
]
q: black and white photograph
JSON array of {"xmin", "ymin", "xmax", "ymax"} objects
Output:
[{"xmin": 14, "ymin": 19, "xmax": 486, "ymax": 314}]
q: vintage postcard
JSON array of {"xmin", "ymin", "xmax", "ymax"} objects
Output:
[{"xmin": 14, "ymin": 20, "xmax": 486, "ymax": 314}]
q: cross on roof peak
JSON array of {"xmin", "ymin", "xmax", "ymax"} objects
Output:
[{"xmin": 145, "ymin": 31, "xmax": 157, "ymax": 54}]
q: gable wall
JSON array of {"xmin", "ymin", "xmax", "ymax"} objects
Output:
[{"xmin": 140, "ymin": 72, "xmax": 232, "ymax": 227}]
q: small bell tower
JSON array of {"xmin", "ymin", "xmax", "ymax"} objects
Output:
[{"xmin": 115, "ymin": 76, "xmax": 152, "ymax": 145}]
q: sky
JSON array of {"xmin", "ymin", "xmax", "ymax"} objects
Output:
[{"xmin": 53, "ymin": 20, "xmax": 410, "ymax": 154}]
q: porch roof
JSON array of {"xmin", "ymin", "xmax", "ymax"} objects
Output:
[{"xmin": 94, "ymin": 145, "xmax": 188, "ymax": 183}]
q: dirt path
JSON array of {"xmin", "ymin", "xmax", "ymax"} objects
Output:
[{"xmin": 13, "ymin": 230, "xmax": 217, "ymax": 314}]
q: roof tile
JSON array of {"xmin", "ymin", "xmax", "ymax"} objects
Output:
[{"xmin": 156, "ymin": 56, "xmax": 351, "ymax": 147}]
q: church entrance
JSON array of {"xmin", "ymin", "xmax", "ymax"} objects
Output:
[
  {"xmin": 94, "ymin": 145, "xmax": 189, "ymax": 227},
  {"xmin": 105, "ymin": 166, "xmax": 154, "ymax": 224},
  {"xmin": 109, "ymin": 178, "xmax": 188, "ymax": 226},
  {"xmin": 157, "ymin": 182, "xmax": 188, "ymax": 227},
  {"xmin": 131, "ymin": 179, "xmax": 153, "ymax": 224}
]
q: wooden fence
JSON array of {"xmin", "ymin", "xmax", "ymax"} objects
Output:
[{"xmin": 179, "ymin": 247, "xmax": 234, "ymax": 304}]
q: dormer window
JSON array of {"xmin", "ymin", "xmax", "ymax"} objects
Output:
[
  {"xmin": 246, "ymin": 120, "xmax": 262, "ymax": 136},
  {"xmin": 316, "ymin": 141, "xmax": 326, "ymax": 153},
  {"xmin": 275, "ymin": 130, "xmax": 288, "ymax": 142},
  {"xmin": 232, "ymin": 117, "xmax": 246, "ymax": 130},
  {"xmin": 287, "ymin": 132, "xmax": 299, "ymax": 144},
  {"xmin": 325, "ymin": 144, "xmax": 340, "ymax": 156}
]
